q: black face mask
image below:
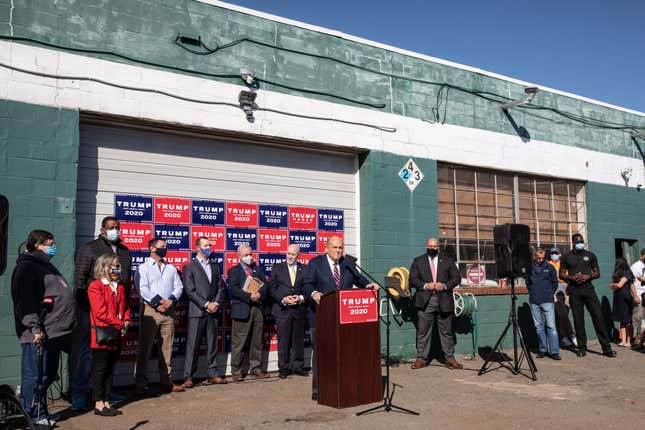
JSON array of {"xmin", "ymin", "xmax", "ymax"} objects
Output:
[
  {"xmin": 426, "ymin": 248, "xmax": 438, "ymax": 257},
  {"xmin": 155, "ymin": 248, "xmax": 168, "ymax": 258}
]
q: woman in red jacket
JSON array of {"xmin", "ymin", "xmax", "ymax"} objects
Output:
[{"xmin": 88, "ymin": 253, "xmax": 131, "ymax": 417}]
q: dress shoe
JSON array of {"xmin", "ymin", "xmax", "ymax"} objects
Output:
[
  {"xmin": 278, "ymin": 373, "xmax": 288, "ymax": 379},
  {"xmin": 231, "ymin": 373, "xmax": 244, "ymax": 382},
  {"xmin": 253, "ymin": 370, "xmax": 269, "ymax": 379},
  {"xmin": 206, "ymin": 376, "xmax": 227, "ymax": 385},
  {"xmin": 181, "ymin": 380, "xmax": 194, "ymax": 389},
  {"xmin": 535, "ymin": 352, "xmax": 547, "ymax": 358},
  {"xmin": 576, "ymin": 349, "xmax": 587, "ymax": 357},
  {"xmin": 445, "ymin": 359, "xmax": 463, "ymax": 370},
  {"xmin": 161, "ymin": 383, "xmax": 185, "ymax": 393},
  {"xmin": 410, "ymin": 359, "xmax": 427, "ymax": 369},
  {"xmin": 293, "ymin": 370, "xmax": 309, "ymax": 377},
  {"xmin": 311, "ymin": 393, "xmax": 318, "ymax": 401},
  {"xmin": 94, "ymin": 407, "xmax": 116, "ymax": 417},
  {"xmin": 107, "ymin": 406, "xmax": 123, "ymax": 415},
  {"xmin": 602, "ymin": 349, "xmax": 617, "ymax": 358},
  {"xmin": 549, "ymin": 353, "xmax": 561, "ymax": 360}
]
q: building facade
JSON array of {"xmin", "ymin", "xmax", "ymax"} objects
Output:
[{"xmin": 0, "ymin": 0, "xmax": 644, "ymax": 385}]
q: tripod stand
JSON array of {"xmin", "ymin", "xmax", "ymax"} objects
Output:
[
  {"xmin": 478, "ymin": 277, "xmax": 537, "ymax": 381},
  {"xmin": 351, "ymin": 261, "xmax": 418, "ymax": 416}
]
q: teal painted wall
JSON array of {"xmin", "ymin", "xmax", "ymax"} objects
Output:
[
  {"xmin": 0, "ymin": 100, "xmax": 79, "ymax": 385},
  {"xmin": 359, "ymin": 151, "xmax": 536, "ymax": 360},
  {"xmin": 587, "ymin": 181, "xmax": 645, "ymax": 336},
  {"xmin": 0, "ymin": 0, "xmax": 643, "ymax": 159}
]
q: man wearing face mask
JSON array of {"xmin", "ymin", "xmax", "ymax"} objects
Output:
[
  {"xmin": 227, "ymin": 244, "xmax": 269, "ymax": 381},
  {"xmin": 630, "ymin": 249, "xmax": 645, "ymax": 350},
  {"xmin": 559, "ymin": 233, "xmax": 616, "ymax": 358},
  {"xmin": 181, "ymin": 237, "xmax": 226, "ymax": 388},
  {"xmin": 549, "ymin": 247, "xmax": 577, "ymax": 348},
  {"xmin": 70, "ymin": 216, "xmax": 131, "ymax": 410},
  {"xmin": 11, "ymin": 230, "xmax": 77, "ymax": 425},
  {"xmin": 409, "ymin": 237, "xmax": 462, "ymax": 370},
  {"xmin": 134, "ymin": 238, "xmax": 185, "ymax": 395}
]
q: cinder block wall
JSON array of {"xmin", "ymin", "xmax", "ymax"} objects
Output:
[{"xmin": 0, "ymin": 100, "xmax": 79, "ymax": 384}]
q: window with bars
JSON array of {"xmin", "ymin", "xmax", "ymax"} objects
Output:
[{"xmin": 438, "ymin": 164, "xmax": 587, "ymax": 287}]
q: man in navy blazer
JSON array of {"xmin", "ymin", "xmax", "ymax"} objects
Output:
[
  {"xmin": 269, "ymin": 244, "xmax": 307, "ymax": 379},
  {"xmin": 227, "ymin": 244, "xmax": 269, "ymax": 381},
  {"xmin": 301, "ymin": 236, "xmax": 379, "ymax": 400},
  {"xmin": 181, "ymin": 237, "xmax": 227, "ymax": 388}
]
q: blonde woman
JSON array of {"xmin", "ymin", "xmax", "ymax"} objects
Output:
[{"xmin": 88, "ymin": 254, "xmax": 131, "ymax": 417}]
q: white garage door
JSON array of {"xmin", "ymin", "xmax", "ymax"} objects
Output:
[
  {"xmin": 76, "ymin": 123, "xmax": 359, "ymax": 252},
  {"xmin": 75, "ymin": 122, "xmax": 359, "ymax": 382}
]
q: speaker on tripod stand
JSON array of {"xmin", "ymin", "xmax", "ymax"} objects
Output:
[{"xmin": 479, "ymin": 223, "xmax": 537, "ymax": 380}]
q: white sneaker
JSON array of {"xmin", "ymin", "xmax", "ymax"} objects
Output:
[{"xmin": 34, "ymin": 416, "xmax": 56, "ymax": 426}]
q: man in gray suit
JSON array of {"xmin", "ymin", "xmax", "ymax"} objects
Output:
[
  {"xmin": 181, "ymin": 236, "xmax": 226, "ymax": 388},
  {"xmin": 409, "ymin": 237, "xmax": 462, "ymax": 370}
]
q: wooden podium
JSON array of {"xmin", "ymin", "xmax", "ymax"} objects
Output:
[{"xmin": 316, "ymin": 289, "xmax": 382, "ymax": 408}]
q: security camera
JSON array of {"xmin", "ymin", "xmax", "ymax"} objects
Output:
[{"xmin": 524, "ymin": 87, "xmax": 538, "ymax": 95}]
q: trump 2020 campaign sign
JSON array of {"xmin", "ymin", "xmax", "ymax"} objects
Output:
[
  {"xmin": 339, "ymin": 290, "xmax": 378, "ymax": 324},
  {"xmin": 113, "ymin": 193, "xmax": 345, "ymax": 360},
  {"xmin": 154, "ymin": 197, "xmax": 190, "ymax": 224}
]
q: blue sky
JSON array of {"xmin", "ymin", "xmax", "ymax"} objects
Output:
[{"xmin": 221, "ymin": 0, "xmax": 645, "ymax": 114}]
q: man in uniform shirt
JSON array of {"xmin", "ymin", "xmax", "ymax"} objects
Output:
[{"xmin": 559, "ymin": 233, "xmax": 616, "ymax": 358}]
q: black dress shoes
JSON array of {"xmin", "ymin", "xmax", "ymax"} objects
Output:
[
  {"xmin": 311, "ymin": 393, "xmax": 318, "ymax": 401},
  {"xmin": 94, "ymin": 407, "xmax": 116, "ymax": 417},
  {"xmin": 293, "ymin": 370, "xmax": 310, "ymax": 377},
  {"xmin": 576, "ymin": 349, "xmax": 587, "ymax": 357},
  {"xmin": 535, "ymin": 352, "xmax": 547, "ymax": 358},
  {"xmin": 602, "ymin": 349, "xmax": 617, "ymax": 357}
]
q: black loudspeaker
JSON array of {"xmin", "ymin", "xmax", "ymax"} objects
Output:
[
  {"xmin": 0, "ymin": 195, "xmax": 7, "ymax": 276},
  {"xmin": 494, "ymin": 223, "xmax": 531, "ymax": 278}
]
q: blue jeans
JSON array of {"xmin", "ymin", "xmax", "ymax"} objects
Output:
[
  {"xmin": 530, "ymin": 302, "xmax": 560, "ymax": 355},
  {"xmin": 20, "ymin": 334, "xmax": 70, "ymax": 421}
]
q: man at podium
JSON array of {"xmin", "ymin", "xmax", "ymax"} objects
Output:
[{"xmin": 302, "ymin": 236, "xmax": 379, "ymax": 400}]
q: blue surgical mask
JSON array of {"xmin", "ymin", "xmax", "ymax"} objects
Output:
[
  {"xmin": 46, "ymin": 245, "xmax": 57, "ymax": 258},
  {"xmin": 200, "ymin": 247, "xmax": 212, "ymax": 258},
  {"xmin": 106, "ymin": 229, "xmax": 120, "ymax": 242},
  {"xmin": 111, "ymin": 269, "xmax": 121, "ymax": 275},
  {"xmin": 575, "ymin": 242, "xmax": 585, "ymax": 251},
  {"xmin": 551, "ymin": 254, "xmax": 560, "ymax": 262}
]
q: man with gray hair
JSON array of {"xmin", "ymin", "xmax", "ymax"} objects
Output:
[
  {"xmin": 269, "ymin": 244, "xmax": 307, "ymax": 379},
  {"xmin": 227, "ymin": 244, "xmax": 268, "ymax": 381}
]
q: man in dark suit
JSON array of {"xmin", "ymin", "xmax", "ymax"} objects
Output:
[
  {"xmin": 181, "ymin": 237, "xmax": 227, "ymax": 388},
  {"xmin": 409, "ymin": 237, "xmax": 462, "ymax": 370},
  {"xmin": 227, "ymin": 244, "xmax": 269, "ymax": 381},
  {"xmin": 302, "ymin": 236, "xmax": 378, "ymax": 400},
  {"xmin": 269, "ymin": 244, "xmax": 307, "ymax": 379}
]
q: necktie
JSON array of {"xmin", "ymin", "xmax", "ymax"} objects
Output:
[
  {"xmin": 246, "ymin": 266, "xmax": 253, "ymax": 278},
  {"xmin": 333, "ymin": 263, "xmax": 341, "ymax": 289},
  {"xmin": 289, "ymin": 264, "xmax": 296, "ymax": 286},
  {"xmin": 430, "ymin": 257, "xmax": 437, "ymax": 283}
]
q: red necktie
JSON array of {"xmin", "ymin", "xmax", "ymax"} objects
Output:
[
  {"xmin": 246, "ymin": 266, "xmax": 253, "ymax": 277},
  {"xmin": 333, "ymin": 263, "xmax": 341, "ymax": 289}
]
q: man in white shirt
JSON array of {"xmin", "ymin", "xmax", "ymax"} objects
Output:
[
  {"xmin": 134, "ymin": 238, "xmax": 185, "ymax": 395},
  {"xmin": 631, "ymin": 248, "xmax": 645, "ymax": 349}
]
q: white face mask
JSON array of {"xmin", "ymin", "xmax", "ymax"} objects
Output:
[{"xmin": 241, "ymin": 255, "xmax": 253, "ymax": 266}]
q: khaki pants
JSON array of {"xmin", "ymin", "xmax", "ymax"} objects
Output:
[
  {"xmin": 134, "ymin": 304, "xmax": 175, "ymax": 388},
  {"xmin": 230, "ymin": 306, "xmax": 264, "ymax": 375},
  {"xmin": 632, "ymin": 304, "xmax": 643, "ymax": 339}
]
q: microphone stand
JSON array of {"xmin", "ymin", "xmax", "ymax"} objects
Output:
[{"xmin": 351, "ymin": 259, "xmax": 419, "ymax": 416}]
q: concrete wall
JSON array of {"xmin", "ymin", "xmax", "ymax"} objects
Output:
[{"xmin": 0, "ymin": 99, "xmax": 79, "ymax": 384}]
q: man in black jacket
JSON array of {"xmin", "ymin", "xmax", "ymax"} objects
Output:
[
  {"xmin": 227, "ymin": 244, "xmax": 269, "ymax": 381},
  {"xmin": 269, "ymin": 244, "xmax": 307, "ymax": 379},
  {"xmin": 181, "ymin": 237, "xmax": 226, "ymax": 388},
  {"xmin": 409, "ymin": 237, "xmax": 462, "ymax": 370},
  {"xmin": 70, "ymin": 216, "xmax": 131, "ymax": 409}
]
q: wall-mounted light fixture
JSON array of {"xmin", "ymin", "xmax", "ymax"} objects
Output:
[
  {"xmin": 620, "ymin": 167, "xmax": 633, "ymax": 186},
  {"xmin": 501, "ymin": 87, "xmax": 539, "ymax": 111}
]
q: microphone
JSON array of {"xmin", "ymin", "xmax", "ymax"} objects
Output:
[{"xmin": 344, "ymin": 253, "xmax": 358, "ymax": 263}]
